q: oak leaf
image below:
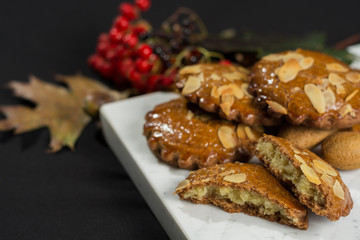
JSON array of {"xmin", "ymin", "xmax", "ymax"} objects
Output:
[{"xmin": 0, "ymin": 74, "xmax": 128, "ymax": 152}]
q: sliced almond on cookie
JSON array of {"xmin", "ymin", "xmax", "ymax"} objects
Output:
[
  {"xmin": 336, "ymin": 83, "xmax": 346, "ymax": 95},
  {"xmin": 339, "ymin": 104, "xmax": 354, "ymax": 117},
  {"xmin": 179, "ymin": 65, "xmax": 202, "ymax": 75},
  {"xmin": 244, "ymin": 126, "xmax": 261, "ymax": 141},
  {"xmin": 345, "ymin": 89, "xmax": 359, "ymax": 102},
  {"xmin": 175, "ymin": 179, "xmax": 190, "ymax": 191},
  {"xmin": 220, "ymin": 95, "xmax": 235, "ymax": 116},
  {"xmin": 278, "ymin": 59, "xmax": 301, "ymax": 82},
  {"xmin": 323, "ymin": 87, "xmax": 336, "ymax": 110},
  {"xmin": 326, "ymin": 63, "xmax": 349, "ymax": 73},
  {"xmin": 321, "ymin": 173, "xmax": 335, "ymax": 186},
  {"xmin": 211, "ymin": 86, "xmax": 220, "ymax": 98},
  {"xmin": 300, "ymin": 164, "xmax": 321, "ymax": 185},
  {"xmin": 266, "ymin": 100, "xmax": 287, "ymax": 115},
  {"xmin": 222, "ymin": 72, "xmax": 247, "ymax": 81},
  {"xmin": 294, "ymin": 154, "xmax": 307, "ymax": 165},
  {"xmin": 209, "ymin": 73, "xmax": 221, "ymax": 81},
  {"xmin": 218, "ymin": 84, "xmax": 244, "ymax": 99},
  {"xmin": 333, "ymin": 180, "xmax": 345, "ymax": 200},
  {"xmin": 223, "ymin": 173, "xmax": 247, "ymax": 183},
  {"xmin": 263, "ymin": 53, "xmax": 284, "ymax": 61},
  {"xmin": 218, "ymin": 126, "xmax": 237, "ymax": 149},
  {"xmin": 182, "ymin": 74, "xmax": 203, "ymax": 95},
  {"xmin": 282, "ymin": 52, "xmax": 304, "ymax": 62},
  {"xmin": 304, "ymin": 84, "xmax": 326, "ymax": 113},
  {"xmin": 329, "ymin": 73, "xmax": 345, "ymax": 85},
  {"xmin": 346, "ymin": 72, "xmax": 360, "ymax": 83},
  {"xmin": 236, "ymin": 124, "xmax": 247, "ymax": 139},
  {"xmin": 313, "ymin": 159, "xmax": 338, "ymax": 176},
  {"xmin": 299, "ymin": 57, "xmax": 314, "ymax": 70}
]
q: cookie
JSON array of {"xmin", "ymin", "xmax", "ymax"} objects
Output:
[
  {"xmin": 278, "ymin": 124, "xmax": 336, "ymax": 149},
  {"xmin": 175, "ymin": 162, "xmax": 308, "ymax": 229},
  {"xmin": 256, "ymin": 134, "xmax": 353, "ymax": 221},
  {"xmin": 321, "ymin": 131, "xmax": 360, "ymax": 170},
  {"xmin": 175, "ymin": 63, "xmax": 279, "ymax": 126},
  {"xmin": 143, "ymin": 98, "xmax": 263, "ymax": 169},
  {"xmin": 249, "ymin": 49, "xmax": 360, "ymax": 129}
]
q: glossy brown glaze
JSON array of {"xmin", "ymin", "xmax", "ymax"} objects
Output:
[
  {"xmin": 250, "ymin": 49, "xmax": 360, "ymax": 129},
  {"xmin": 176, "ymin": 63, "xmax": 279, "ymax": 126},
  {"xmin": 143, "ymin": 98, "xmax": 258, "ymax": 170},
  {"xmin": 257, "ymin": 134, "xmax": 353, "ymax": 221},
  {"xmin": 175, "ymin": 162, "xmax": 308, "ymax": 229}
]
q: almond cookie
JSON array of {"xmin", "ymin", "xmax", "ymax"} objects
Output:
[
  {"xmin": 278, "ymin": 124, "xmax": 336, "ymax": 149},
  {"xmin": 175, "ymin": 63, "xmax": 279, "ymax": 126},
  {"xmin": 143, "ymin": 98, "xmax": 263, "ymax": 170},
  {"xmin": 321, "ymin": 131, "xmax": 360, "ymax": 170},
  {"xmin": 249, "ymin": 49, "xmax": 360, "ymax": 129},
  {"xmin": 256, "ymin": 134, "xmax": 353, "ymax": 221},
  {"xmin": 175, "ymin": 162, "xmax": 308, "ymax": 229}
]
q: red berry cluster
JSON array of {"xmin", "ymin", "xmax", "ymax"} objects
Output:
[{"xmin": 88, "ymin": 0, "xmax": 175, "ymax": 93}]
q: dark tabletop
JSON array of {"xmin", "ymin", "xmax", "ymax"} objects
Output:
[{"xmin": 1, "ymin": 1, "xmax": 360, "ymax": 239}]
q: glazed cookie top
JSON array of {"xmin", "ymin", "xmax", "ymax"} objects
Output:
[
  {"xmin": 175, "ymin": 63, "xmax": 279, "ymax": 126},
  {"xmin": 249, "ymin": 49, "xmax": 360, "ymax": 129},
  {"xmin": 143, "ymin": 98, "xmax": 263, "ymax": 169}
]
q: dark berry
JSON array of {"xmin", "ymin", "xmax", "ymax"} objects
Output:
[{"xmin": 135, "ymin": 0, "xmax": 151, "ymax": 11}]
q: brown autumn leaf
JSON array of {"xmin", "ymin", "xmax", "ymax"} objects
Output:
[{"xmin": 0, "ymin": 74, "xmax": 129, "ymax": 152}]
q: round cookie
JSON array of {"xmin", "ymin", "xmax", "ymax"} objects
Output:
[
  {"xmin": 249, "ymin": 49, "xmax": 360, "ymax": 129},
  {"xmin": 278, "ymin": 124, "xmax": 336, "ymax": 149},
  {"xmin": 321, "ymin": 131, "xmax": 360, "ymax": 170},
  {"xmin": 143, "ymin": 98, "xmax": 263, "ymax": 170},
  {"xmin": 175, "ymin": 63, "xmax": 279, "ymax": 126}
]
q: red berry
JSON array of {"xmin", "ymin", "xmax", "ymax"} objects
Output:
[
  {"xmin": 99, "ymin": 61, "xmax": 114, "ymax": 78},
  {"xmin": 96, "ymin": 42, "xmax": 109, "ymax": 56},
  {"xmin": 109, "ymin": 27, "xmax": 124, "ymax": 43},
  {"xmin": 119, "ymin": 3, "xmax": 137, "ymax": 20},
  {"xmin": 129, "ymin": 70, "xmax": 142, "ymax": 82},
  {"xmin": 123, "ymin": 33, "xmax": 138, "ymax": 48},
  {"xmin": 117, "ymin": 58, "xmax": 134, "ymax": 77},
  {"xmin": 88, "ymin": 54, "xmax": 103, "ymax": 69},
  {"xmin": 114, "ymin": 16, "xmax": 129, "ymax": 31},
  {"xmin": 219, "ymin": 59, "xmax": 231, "ymax": 65},
  {"xmin": 161, "ymin": 76, "xmax": 173, "ymax": 87},
  {"xmin": 132, "ymin": 26, "xmax": 146, "ymax": 35},
  {"xmin": 135, "ymin": 0, "xmax": 151, "ymax": 11},
  {"xmin": 135, "ymin": 59, "xmax": 152, "ymax": 73},
  {"xmin": 137, "ymin": 44, "xmax": 152, "ymax": 59},
  {"xmin": 97, "ymin": 33, "xmax": 109, "ymax": 43},
  {"xmin": 105, "ymin": 49, "xmax": 118, "ymax": 62},
  {"xmin": 147, "ymin": 75, "xmax": 160, "ymax": 92}
]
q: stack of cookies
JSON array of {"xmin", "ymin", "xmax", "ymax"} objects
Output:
[{"xmin": 143, "ymin": 49, "xmax": 358, "ymax": 229}]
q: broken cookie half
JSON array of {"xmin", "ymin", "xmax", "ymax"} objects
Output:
[
  {"xmin": 175, "ymin": 162, "xmax": 308, "ymax": 229},
  {"xmin": 256, "ymin": 134, "xmax": 353, "ymax": 221}
]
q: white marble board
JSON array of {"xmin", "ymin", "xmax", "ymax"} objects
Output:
[{"xmin": 100, "ymin": 92, "xmax": 360, "ymax": 240}]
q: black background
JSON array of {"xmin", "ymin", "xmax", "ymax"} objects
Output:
[{"xmin": 0, "ymin": 1, "xmax": 360, "ymax": 239}]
